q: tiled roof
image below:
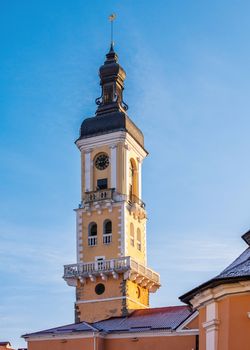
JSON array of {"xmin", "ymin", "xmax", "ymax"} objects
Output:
[
  {"xmin": 23, "ymin": 321, "xmax": 97, "ymax": 337},
  {"xmin": 215, "ymin": 247, "xmax": 250, "ymax": 279},
  {"xmin": 23, "ymin": 306, "xmax": 194, "ymax": 338},
  {"xmin": 93, "ymin": 306, "xmax": 192, "ymax": 333},
  {"xmin": 180, "ymin": 246, "xmax": 250, "ymax": 304}
]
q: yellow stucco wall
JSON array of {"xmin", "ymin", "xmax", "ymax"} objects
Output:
[
  {"xmin": 125, "ymin": 212, "xmax": 146, "ymax": 265},
  {"xmin": 126, "ymin": 280, "xmax": 149, "ymax": 309},
  {"xmin": 80, "ymin": 142, "xmax": 145, "ymax": 198},
  {"xmin": 80, "ymin": 206, "xmax": 121, "ymax": 262},
  {"xmin": 75, "ymin": 276, "xmax": 148, "ymax": 322},
  {"xmin": 76, "ymin": 136, "xmax": 157, "ymax": 323}
]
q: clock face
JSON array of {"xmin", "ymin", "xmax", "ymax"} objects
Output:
[{"xmin": 95, "ymin": 153, "xmax": 109, "ymax": 170}]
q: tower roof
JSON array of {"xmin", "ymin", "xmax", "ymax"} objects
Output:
[{"xmin": 76, "ymin": 46, "xmax": 144, "ymax": 148}]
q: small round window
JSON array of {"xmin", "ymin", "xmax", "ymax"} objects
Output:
[{"xmin": 95, "ymin": 283, "xmax": 105, "ymax": 295}]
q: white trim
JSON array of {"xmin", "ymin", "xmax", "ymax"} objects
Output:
[
  {"xmin": 25, "ymin": 332, "xmax": 95, "ymax": 341},
  {"xmin": 76, "ymin": 296, "xmax": 126, "ymax": 304},
  {"xmin": 137, "ymin": 158, "xmax": 142, "ymax": 199},
  {"xmin": 144, "ymin": 222, "xmax": 147, "ymax": 266},
  {"xmin": 176, "ymin": 310, "xmax": 199, "ymax": 331},
  {"xmin": 76, "ymin": 131, "xmax": 147, "ymax": 160},
  {"xmin": 191, "ymin": 280, "xmax": 250, "ymax": 309},
  {"xmin": 124, "ymin": 144, "xmax": 129, "ymax": 196},
  {"xmin": 85, "ymin": 151, "xmax": 91, "ymax": 191},
  {"xmin": 25, "ymin": 329, "xmax": 198, "ymax": 342},
  {"xmin": 75, "ymin": 201, "xmax": 124, "ymax": 214},
  {"xmin": 203, "ymin": 301, "xmax": 219, "ymax": 350},
  {"xmin": 76, "ymin": 211, "xmax": 80, "ymax": 263},
  {"xmin": 110, "ymin": 145, "xmax": 117, "ymax": 189},
  {"xmin": 76, "ymin": 296, "xmax": 148, "ymax": 308},
  {"xmin": 76, "ymin": 210, "xmax": 83, "ymax": 264},
  {"xmin": 106, "ymin": 329, "xmax": 199, "ymax": 339},
  {"xmin": 95, "ymin": 256, "xmax": 105, "ymax": 261},
  {"xmin": 127, "ymin": 296, "xmax": 148, "ymax": 308},
  {"xmin": 120, "ymin": 203, "xmax": 126, "ymax": 255}
]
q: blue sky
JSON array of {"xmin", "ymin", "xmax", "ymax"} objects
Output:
[{"xmin": 1, "ymin": 0, "xmax": 250, "ymax": 347}]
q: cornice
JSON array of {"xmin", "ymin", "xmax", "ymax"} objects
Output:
[
  {"xmin": 75, "ymin": 131, "xmax": 148, "ymax": 160},
  {"xmin": 191, "ymin": 280, "xmax": 250, "ymax": 309},
  {"xmin": 24, "ymin": 329, "xmax": 198, "ymax": 342}
]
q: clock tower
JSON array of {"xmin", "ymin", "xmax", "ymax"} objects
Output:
[{"xmin": 63, "ymin": 44, "xmax": 160, "ymax": 323}]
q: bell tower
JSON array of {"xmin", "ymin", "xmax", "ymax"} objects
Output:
[{"xmin": 63, "ymin": 44, "xmax": 161, "ymax": 323}]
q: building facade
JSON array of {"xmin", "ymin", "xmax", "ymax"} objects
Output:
[{"xmin": 22, "ymin": 45, "xmax": 250, "ymax": 350}]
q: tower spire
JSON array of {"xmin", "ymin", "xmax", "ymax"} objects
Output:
[
  {"xmin": 95, "ymin": 15, "xmax": 128, "ymax": 116},
  {"xmin": 108, "ymin": 13, "xmax": 116, "ymax": 49}
]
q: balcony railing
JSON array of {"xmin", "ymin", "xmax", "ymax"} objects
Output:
[
  {"xmin": 103, "ymin": 233, "xmax": 112, "ymax": 244},
  {"xmin": 128, "ymin": 194, "xmax": 146, "ymax": 209},
  {"xmin": 64, "ymin": 256, "xmax": 160, "ymax": 285},
  {"xmin": 88, "ymin": 236, "xmax": 97, "ymax": 246},
  {"xmin": 84, "ymin": 188, "xmax": 114, "ymax": 203}
]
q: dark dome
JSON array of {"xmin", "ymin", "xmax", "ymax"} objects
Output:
[{"xmin": 77, "ymin": 111, "xmax": 144, "ymax": 148}]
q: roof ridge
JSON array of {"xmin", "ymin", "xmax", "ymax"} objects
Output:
[{"xmin": 80, "ymin": 321, "xmax": 99, "ymax": 332}]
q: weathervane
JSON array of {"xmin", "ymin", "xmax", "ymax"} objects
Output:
[{"xmin": 108, "ymin": 13, "xmax": 116, "ymax": 47}]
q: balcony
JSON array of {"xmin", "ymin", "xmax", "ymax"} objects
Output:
[
  {"xmin": 63, "ymin": 256, "xmax": 160, "ymax": 292},
  {"xmin": 84, "ymin": 188, "xmax": 114, "ymax": 203},
  {"xmin": 128, "ymin": 194, "xmax": 146, "ymax": 209},
  {"xmin": 103, "ymin": 233, "xmax": 112, "ymax": 244},
  {"xmin": 88, "ymin": 236, "xmax": 97, "ymax": 246}
]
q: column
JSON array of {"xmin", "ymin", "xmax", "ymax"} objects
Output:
[
  {"xmin": 203, "ymin": 301, "xmax": 219, "ymax": 350},
  {"xmin": 85, "ymin": 151, "xmax": 91, "ymax": 192},
  {"xmin": 110, "ymin": 145, "xmax": 117, "ymax": 189},
  {"xmin": 137, "ymin": 157, "xmax": 142, "ymax": 199}
]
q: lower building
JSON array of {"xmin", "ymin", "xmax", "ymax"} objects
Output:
[
  {"xmin": 180, "ymin": 231, "xmax": 250, "ymax": 350},
  {"xmin": 23, "ymin": 306, "xmax": 198, "ymax": 350}
]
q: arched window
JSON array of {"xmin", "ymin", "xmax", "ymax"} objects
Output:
[
  {"xmin": 137, "ymin": 228, "xmax": 141, "ymax": 251},
  {"xmin": 130, "ymin": 223, "xmax": 135, "ymax": 247},
  {"xmin": 103, "ymin": 220, "xmax": 112, "ymax": 244},
  {"xmin": 104, "ymin": 220, "xmax": 112, "ymax": 234},
  {"xmin": 88, "ymin": 222, "xmax": 97, "ymax": 246},
  {"xmin": 89, "ymin": 222, "xmax": 97, "ymax": 236},
  {"xmin": 129, "ymin": 159, "xmax": 138, "ymax": 201}
]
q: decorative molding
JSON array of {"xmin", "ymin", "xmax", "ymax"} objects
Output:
[
  {"xmin": 76, "ymin": 131, "xmax": 147, "ymax": 160},
  {"xmin": 106, "ymin": 329, "xmax": 199, "ymax": 339},
  {"xmin": 76, "ymin": 296, "xmax": 149, "ymax": 308},
  {"xmin": 120, "ymin": 203, "xmax": 126, "ymax": 256},
  {"xmin": 191, "ymin": 281, "xmax": 250, "ymax": 309},
  {"xmin": 137, "ymin": 159, "xmax": 142, "ymax": 199},
  {"xmin": 25, "ymin": 328, "xmax": 198, "ymax": 341},
  {"xmin": 110, "ymin": 145, "xmax": 117, "ymax": 189},
  {"xmin": 85, "ymin": 152, "xmax": 91, "ymax": 192},
  {"xmin": 24, "ymin": 332, "xmax": 95, "ymax": 341}
]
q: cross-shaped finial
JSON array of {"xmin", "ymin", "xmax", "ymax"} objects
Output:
[{"xmin": 108, "ymin": 13, "xmax": 116, "ymax": 47}]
